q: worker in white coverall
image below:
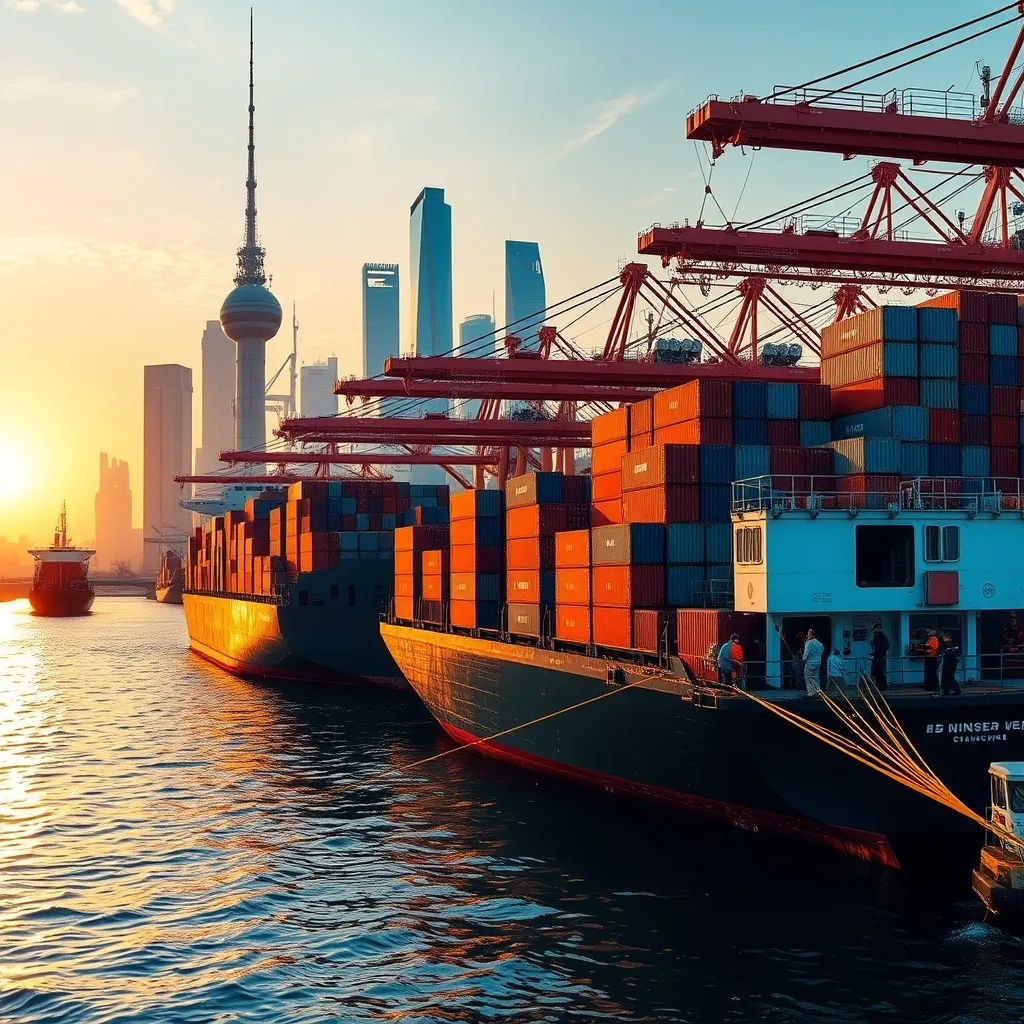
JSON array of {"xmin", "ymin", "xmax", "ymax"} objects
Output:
[{"xmin": 802, "ymin": 628, "xmax": 824, "ymax": 696}]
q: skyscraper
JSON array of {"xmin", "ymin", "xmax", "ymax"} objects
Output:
[
  {"xmin": 195, "ymin": 319, "xmax": 236, "ymax": 475},
  {"xmin": 95, "ymin": 453, "xmax": 133, "ymax": 570},
  {"xmin": 505, "ymin": 240, "xmax": 546, "ymax": 350},
  {"xmin": 362, "ymin": 263, "xmax": 400, "ymax": 376},
  {"xmin": 300, "ymin": 357, "xmax": 339, "ymax": 418},
  {"xmin": 143, "ymin": 364, "xmax": 192, "ymax": 570},
  {"xmin": 218, "ymin": 13, "xmax": 282, "ymax": 456},
  {"xmin": 457, "ymin": 314, "xmax": 496, "ymax": 419},
  {"xmin": 409, "ymin": 187, "xmax": 453, "ymax": 358}
]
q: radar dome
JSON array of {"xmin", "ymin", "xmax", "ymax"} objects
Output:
[{"xmin": 220, "ymin": 284, "xmax": 283, "ymax": 343}]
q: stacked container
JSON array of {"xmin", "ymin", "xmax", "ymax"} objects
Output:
[
  {"xmin": 393, "ymin": 524, "xmax": 449, "ymax": 622},
  {"xmin": 590, "ymin": 406, "xmax": 629, "ymax": 526},
  {"xmin": 553, "ymin": 528, "xmax": 591, "ymax": 644},
  {"xmin": 420, "ymin": 548, "xmax": 448, "ymax": 624},
  {"xmin": 448, "ymin": 487, "xmax": 504, "ymax": 630}
]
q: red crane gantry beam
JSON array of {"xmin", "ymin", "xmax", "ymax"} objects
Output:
[
  {"xmin": 177, "ymin": 474, "xmax": 335, "ymax": 485},
  {"xmin": 334, "ymin": 378, "xmax": 661, "ymax": 402},
  {"xmin": 218, "ymin": 451, "xmax": 498, "ymax": 465}
]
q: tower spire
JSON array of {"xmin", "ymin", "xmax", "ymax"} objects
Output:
[{"xmin": 234, "ymin": 7, "xmax": 266, "ymax": 287}]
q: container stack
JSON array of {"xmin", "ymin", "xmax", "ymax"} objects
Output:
[
  {"xmin": 420, "ymin": 548, "xmax": 448, "ymax": 624},
  {"xmin": 448, "ymin": 487, "xmax": 504, "ymax": 630},
  {"xmin": 393, "ymin": 524, "xmax": 449, "ymax": 622},
  {"xmin": 505, "ymin": 472, "xmax": 589, "ymax": 638},
  {"xmin": 675, "ymin": 609, "xmax": 767, "ymax": 684},
  {"xmin": 590, "ymin": 405, "xmax": 629, "ymax": 526},
  {"xmin": 554, "ymin": 528, "xmax": 591, "ymax": 644}
]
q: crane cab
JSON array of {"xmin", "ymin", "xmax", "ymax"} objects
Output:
[
  {"xmin": 989, "ymin": 763, "xmax": 1024, "ymax": 845},
  {"xmin": 973, "ymin": 763, "xmax": 1024, "ymax": 920}
]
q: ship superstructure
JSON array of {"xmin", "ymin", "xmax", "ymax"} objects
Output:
[{"xmin": 28, "ymin": 503, "xmax": 95, "ymax": 617}]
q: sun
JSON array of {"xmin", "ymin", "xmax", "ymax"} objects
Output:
[{"xmin": 0, "ymin": 437, "xmax": 32, "ymax": 502}]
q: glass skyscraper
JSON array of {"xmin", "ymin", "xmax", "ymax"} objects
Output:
[
  {"xmin": 300, "ymin": 357, "xmax": 339, "ymax": 418},
  {"xmin": 362, "ymin": 263, "xmax": 400, "ymax": 376},
  {"xmin": 457, "ymin": 313, "xmax": 496, "ymax": 419},
  {"xmin": 409, "ymin": 187, "xmax": 453, "ymax": 358},
  {"xmin": 505, "ymin": 240, "xmax": 546, "ymax": 350}
]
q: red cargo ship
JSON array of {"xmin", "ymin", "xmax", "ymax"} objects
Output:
[{"xmin": 28, "ymin": 503, "xmax": 95, "ymax": 617}]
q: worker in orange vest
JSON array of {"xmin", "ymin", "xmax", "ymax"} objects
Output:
[
  {"xmin": 716, "ymin": 633, "xmax": 745, "ymax": 688},
  {"xmin": 923, "ymin": 630, "xmax": 940, "ymax": 692}
]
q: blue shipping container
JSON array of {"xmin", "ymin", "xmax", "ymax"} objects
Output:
[
  {"xmin": 705, "ymin": 523, "xmax": 732, "ymax": 564},
  {"xmin": 666, "ymin": 523, "xmax": 705, "ymax": 565},
  {"xmin": 700, "ymin": 484, "xmax": 732, "ymax": 523},
  {"xmin": 734, "ymin": 445, "xmax": 770, "ymax": 481},
  {"xmin": 341, "ymin": 533, "xmax": 359, "ymax": 551},
  {"xmin": 470, "ymin": 517, "xmax": 503, "ymax": 547},
  {"xmin": 917, "ymin": 307, "xmax": 958, "ymax": 344},
  {"xmin": 700, "ymin": 445, "xmax": 734, "ymax": 484},
  {"xmin": 990, "ymin": 324, "xmax": 1018, "ymax": 357},
  {"xmin": 593, "ymin": 524, "xmax": 666, "ymax": 565},
  {"xmin": 356, "ymin": 514, "xmax": 370, "ymax": 531},
  {"xmin": 928, "ymin": 443, "xmax": 962, "ymax": 476},
  {"xmin": 918, "ymin": 343, "xmax": 957, "ymax": 380},
  {"xmin": 666, "ymin": 564, "xmax": 706, "ymax": 606},
  {"xmin": 733, "ymin": 417, "xmax": 768, "ymax": 446},
  {"xmin": 880, "ymin": 305, "xmax": 918, "ymax": 341},
  {"xmin": 882, "ymin": 341, "xmax": 919, "ymax": 377},
  {"xmin": 766, "ymin": 382, "xmax": 799, "ymax": 419},
  {"xmin": 961, "ymin": 446, "xmax": 991, "ymax": 477},
  {"xmin": 991, "ymin": 356, "xmax": 1019, "ymax": 387},
  {"xmin": 898, "ymin": 441, "xmax": 928, "ymax": 477},
  {"xmin": 733, "ymin": 380, "xmax": 767, "ymax": 419},
  {"xmin": 342, "ymin": 497, "xmax": 357, "ymax": 514},
  {"xmin": 799, "ymin": 420, "xmax": 831, "ymax": 447},
  {"xmin": 381, "ymin": 514, "xmax": 397, "ymax": 530},
  {"xmin": 358, "ymin": 532, "xmax": 380, "ymax": 551},
  {"xmin": 960, "ymin": 384, "xmax": 989, "ymax": 416},
  {"xmin": 919, "ymin": 379, "xmax": 958, "ymax": 409},
  {"xmin": 461, "ymin": 488, "xmax": 504, "ymax": 519},
  {"xmin": 830, "ymin": 437, "xmax": 901, "ymax": 474},
  {"xmin": 830, "ymin": 405, "xmax": 927, "ymax": 442}
]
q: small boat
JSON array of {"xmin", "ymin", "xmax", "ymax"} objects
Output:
[
  {"xmin": 972, "ymin": 762, "xmax": 1024, "ymax": 920},
  {"xmin": 155, "ymin": 549, "xmax": 184, "ymax": 605},
  {"xmin": 27, "ymin": 502, "xmax": 95, "ymax": 617}
]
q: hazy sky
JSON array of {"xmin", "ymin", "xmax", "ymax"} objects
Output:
[{"xmin": 0, "ymin": 0, "xmax": 998, "ymax": 542}]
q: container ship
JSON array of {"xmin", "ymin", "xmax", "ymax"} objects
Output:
[
  {"xmin": 381, "ymin": 293, "xmax": 1024, "ymax": 867},
  {"xmin": 28, "ymin": 503, "xmax": 95, "ymax": 617},
  {"xmin": 155, "ymin": 549, "xmax": 184, "ymax": 604},
  {"xmin": 183, "ymin": 477, "xmax": 447, "ymax": 686}
]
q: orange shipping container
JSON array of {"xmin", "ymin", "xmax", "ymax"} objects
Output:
[
  {"xmin": 554, "ymin": 529, "xmax": 590, "ymax": 568},
  {"xmin": 506, "ymin": 504, "xmax": 571, "ymax": 540},
  {"xmin": 422, "ymin": 549, "xmax": 448, "ymax": 575},
  {"xmin": 591, "ymin": 499, "xmax": 622, "ymax": 527},
  {"xmin": 591, "ymin": 472, "xmax": 622, "ymax": 502},
  {"xmin": 395, "ymin": 596, "xmax": 415, "ymax": 621},
  {"xmin": 506, "ymin": 570, "xmax": 545, "ymax": 603},
  {"xmin": 450, "ymin": 517, "xmax": 503, "ymax": 547},
  {"xmin": 630, "ymin": 397, "xmax": 654, "ymax": 436},
  {"xmin": 394, "ymin": 575, "xmax": 421, "ymax": 599},
  {"xmin": 592, "ymin": 564, "xmax": 665, "ymax": 608},
  {"xmin": 653, "ymin": 419, "xmax": 733, "ymax": 446},
  {"xmin": 622, "ymin": 444, "xmax": 700, "ymax": 491},
  {"xmin": 653, "ymin": 379, "xmax": 732, "ymax": 427},
  {"xmin": 555, "ymin": 605, "xmax": 591, "ymax": 644},
  {"xmin": 450, "ymin": 543, "xmax": 503, "ymax": 574},
  {"xmin": 591, "ymin": 439, "xmax": 628, "ymax": 476},
  {"xmin": 422, "ymin": 574, "xmax": 448, "ymax": 600},
  {"xmin": 506, "ymin": 536, "xmax": 555, "ymax": 570},
  {"xmin": 622, "ymin": 485, "xmax": 700, "ymax": 524},
  {"xmin": 592, "ymin": 607, "xmax": 632, "ymax": 649},
  {"xmin": 395, "ymin": 550, "xmax": 415, "ymax": 575},
  {"xmin": 555, "ymin": 567, "xmax": 590, "ymax": 604},
  {"xmin": 590, "ymin": 406, "xmax": 630, "ymax": 446}
]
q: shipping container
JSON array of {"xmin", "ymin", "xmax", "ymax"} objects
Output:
[
  {"xmin": 591, "ymin": 438, "xmax": 628, "ymax": 476},
  {"xmin": 422, "ymin": 549, "xmax": 447, "ymax": 575},
  {"xmin": 630, "ymin": 398, "xmax": 654, "ymax": 437},
  {"xmin": 394, "ymin": 524, "xmax": 450, "ymax": 553},
  {"xmin": 798, "ymin": 383, "xmax": 831, "ymax": 420},
  {"xmin": 450, "ymin": 516, "xmax": 503, "ymax": 547},
  {"xmin": 555, "ymin": 567, "xmax": 591, "ymax": 604},
  {"xmin": 394, "ymin": 575, "xmax": 421, "ymax": 599},
  {"xmin": 507, "ymin": 603, "xmax": 543, "ymax": 639},
  {"xmin": 629, "ymin": 430, "xmax": 655, "ymax": 452},
  {"xmin": 591, "ymin": 499, "xmax": 622, "ymax": 527},
  {"xmin": 592, "ymin": 607, "xmax": 632, "ymax": 649},
  {"xmin": 707, "ymin": 523, "xmax": 732, "ymax": 563},
  {"xmin": 989, "ymin": 292, "xmax": 1019, "ymax": 324},
  {"xmin": 962, "ymin": 415, "xmax": 990, "ymax": 445},
  {"xmin": 621, "ymin": 444, "xmax": 700, "ymax": 491},
  {"xmin": 830, "ymin": 377, "xmax": 919, "ymax": 417},
  {"xmin": 960, "ymin": 383, "xmax": 990, "ymax": 417},
  {"xmin": 700, "ymin": 485, "xmax": 733, "ymax": 523},
  {"xmin": 507, "ymin": 503, "xmax": 579, "ymax": 540},
  {"xmin": 799, "ymin": 421, "xmax": 831, "ymax": 447},
  {"xmin": 699, "ymin": 444, "xmax": 735, "ymax": 484},
  {"xmin": 829, "ymin": 405, "xmax": 923, "ymax": 442},
  {"xmin": 830, "ymin": 437, "xmax": 901, "ymax": 475},
  {"xmin": 666, "ymin": 564, "xmax": 706, "ymax": 606},
  {"xmin": 991, "ymin": 356, "xmax": 1020, "ymax": 387},
  {"xmin": 733, "ymin": 380, "xmax": 767, "ymax": 419},
  {"xmin": 959, "ymin": 322, "xmax": 989, "ymax": 353},
  {"xmin": 765, "ymin": 382, "xmax": 799, "ymax": 419},
  {"xmin": 770, "ymin": 446, "xmax": 807, "ymax": 475},
  {"xmin": 990, "ymin": 386, "xmax": 1020, "ymax": 417},
  {"xmin": 733, "ymin": 417, "xmax": 768, "ymax": 446},
  {"xmin": 990, "ymin": 324, "xmax": 1019, "ymax": 356},
  {"xmin": 917, "ymin": 306, "xmax": 958, "ymax": 343},
  {"xmin": 422, "ymin": 575, "xmax": 449, "ymax": 601},
  {"xmin": 992, "ymin": 446, "xmax": 1020, "ymax": 477},
  {"xmin": 666, "ymin": 523, "xmax": 704, "ymax": 564},
  {"xmin": 820, "ymin": 305, "xmax": 917, "ymax": 355},
  {"xmin": 928, "ymin": 444, "xmax": 961, "ymax": 476},
  {"xmin": 653, "ymin": 379, "xmax": 732, "ymax": 426},
  {"xmin": 992, "ymin": 415, "xmax": 1020, "ymax": 446},
  {"xmin": 555, "ymin": 604, "xmax": 591, "ymax": 644},
  {"xmin": 591, "ymin": 471, "xmax": 622, "ymax": 502},
  {"xmin": 837, "ymin": 473, "xmax": 901, "ymax": 508},
  {"xmin": 765, "ymin": 420, "xmax": 799, "ymax": 448},
  {"xmin": 450, "ymin": 599, "xmax": 500, "ymax": 631},
  {"xmin": 622, "ymin": 485, "xmax": 700, "ymax": 524},
  {"xmin": 653, "ymin": 419, "xmax": 734, "ymax": 446},
  {"xmin": 507, "ymin": 536, "xmax": 556, "ymax": 571},
  {"xmin": 506, "ymin": 570, "xmax": 554, "ymax": 606},
  {"xmin": 591, "ymin": 406, "xmax": 630, "ymax": 446},
  {"xmin": 633, "ymin": 609, "xmax": 675, "ymax": 654},
  {"xmin": 592, "ymin": 523, "xmax": 665, "ymax": 565},
  {"xmin": 505, "ymin": 472, "xmax": 565, "ymax": 509},
  {"xmin": 919, "ymin": 290, "xmax": 986, "ymax": 322},
  {"xmin": 927, "ymin": 409, "xmax": 960, "ymax": 443},
  {"xmin": 959, "ymin": 352, "xmax": 989, "ymax": 384},
  {"xmin": 962, "ymin": 445, "xmax": 991, "ymax": 477},
  {"xmin": 899, "ymin": 441, "xmax": 929, "ymax": 477},
  {"xmin": 919, "ymin": 379, "xmax": 958, "ymax": 409},
  {"xmin": 820, "ymin": 340, "xmax": 918, "ymax": 386},
  {"xmin": 450, "ymin": 572, "xmax": 502, "ymax": 603},
  {"xmin": 919, "ymin": 343, "xmax": 958, "ymax": 379},
  {"xmin": 554, "ymin": 529, "xmax": 590, "ymax": 568},
  {"xmin": 394, "ymin": 595, "xmax": 415, "ymax": 622},
  {"xmin": 675, "ymin": 608, "xmax": 767, "ymax": 666},
  {"xmin": 449, "ymin": 543, "xmax": 503, "ymax": 574},
  {"xmin": 419, "ymin": 600, "xmax": 444, "ymax": 625},
  {"xmin": 734, "ymin": 444, "xmax": 770, "ymax": 481}
]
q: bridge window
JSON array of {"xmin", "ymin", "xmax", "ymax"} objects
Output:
[
  {"xmin": 735, "ymin": 526, "xmax": 762, "ymax": 565},
  {"xmin": 924, "ymin": 524, "xmax": 959, "ymax": 563},
  {"xmin": 855, "ymin": 525, "xmax": 914, "ymax": 588}
]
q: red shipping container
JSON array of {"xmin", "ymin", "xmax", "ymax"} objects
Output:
[
  {"xmin": 766, "ymin": 420, "xmax": 799, "ymax": 447},
  {"xmin": 555, "ymin": 529, "xmax": 590, "ymax": 568},
  {"xmin": 829, "ymin": 377, "xmax": 919, "ymax": 417},
  {"xmin": 592, "ymin": 564, "xmax": 665, "ymax": 608},
  {"xmin": 591, "ymin": 406, "xmax": 630, "ymax": 446},
  {"xmin": 919, "ymin": 289, "xmax": 987, "ymax": 321},
  {"xmin": 422, "ymin": 575, "xmax": 448, "ymax": 601},
  {"xmin": 622, "ymin": 485, "xmax": 700, "ymax": 524},
  {"xmin": 506, "ymin": 570, "xmax": 546, "ymax": 603},
  {"xmin": 1019, "ymin": 327, "xmax": 1024, "ymax": 359},
  {"xmin": 991, "ymin": 386, "xmax": 1021, "ymax": 417},
  {"xmin": 592, "ymin": 607, "xmax": 632, "ymax": 649},
  {"xmin": 395, "ymin": 596, "xmax": 415, "ymax": 621},
  {"xmin": 798, "ymin": 383, "xmax": 831, "ymax": 420},
  {"xmin": 804, "ymin": 447, "xmax": 836, "ymax": 477},
  {"xmin": 632, "ymin": 609, "xmax": 675, "ymax": 655},
  {"xmin": 836, "ymin": 473, "xmax": 901, "ymax": 507},
  {"xmin": 556, "ymin": 567, "xmax": 591, "ymax": 604},
  {"xmin": 989, "ymin": 292, "xmax": 1018, "ymax": 324},
  {"xmin": 629, "ymin": 430, "xmax": 655, "ymax": 452},
  {"xmin": 991, "ymin": 416, "xmax": 1019, "ymax": 446},
  {"xmin": 555, "ymin": 605, "xmax": 591, "ymax": 644},
  {"xmin": 421, "ymin": 549, "xmax": 447, "ymax": 575},
  {"xmin": 591, "ymin": 499, "xmax": 622, "ymax": 527},
  {"xmin": 958, "ymin": 322, "xmax": 989, "ymax": 354},
  {"xmin": 450, "ymin": 543, "xmax": 503, "ymax": 574},
  {"xmin": 630, "ymin": 398, "xmax": 654, "ymax": 436},
  {"xmin": 991, "ymin": 446, "xmax": 1020, "ymax": 477},
  {"xmin": 621, "ymin": 444, "xmax": 700, "ymax": 491},
  {"xmin": 962, "ymin": 415, "xmax": 990, "ymax": 445},
  {"xmin": 506, "ymin": 536, "xmax": 556, "ymax": 570},
  {"xmin": 653, "ymin": 379, "xmax": 733, "ymax": 427},
  {"xmin": 507, "ymin": 503, "xmax": 574, "ymax": 539},
  {"xmin": 394, "ymin": 575, "xmax": 421, "ymax": 599},
  {"xmin": 591, "ymin": 471, "xmax": 622, "ymax": 502},
  {"xmin": 563, "ymin": 477, "xmax": 591, "ymax": 506},
  {"xmin": 591, "ymin": 439, "xmax": 628, "ymax": 476},
  {"xmin": 959, "ymin": 352, "xmax": 989, "ymax": 383},
  {"xmin": 769, "ymin": 447, "xmax": 808, "ymax": 475},
  {"xmin": 675, "ymin": 609, "xmax": 766, "ymax": 672},
  {"xmin": 653, "ymin": 418, "xmax": 733, "ymax": 446},
  {"xmin": 928, "ymin": 409, "xmax": 960, "ymax": 443}
]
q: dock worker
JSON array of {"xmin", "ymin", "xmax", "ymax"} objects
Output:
[
  {"xmin": 826, "ymin": 649, "xmax": 846, "ymax": 696},
  {"xmin": 870, "ymin": 621, "xmax": 889, "ymax": 691},
  {"xmin": 940, "ymin": 635, "xmax": 962, "ymax": 696},
  {"xmin": 803, "ymin": 628, "xmax": 824, "ymax": 696},
  {"xmin": 717, "ymin": 633, "xmax": 744, "ymax": 687},
  {"xmin": 923, "ymin": 630, "xmax": 940, "ymax": 692}
]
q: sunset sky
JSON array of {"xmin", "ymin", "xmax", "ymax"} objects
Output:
[{"xmin": 0, "ymin": 0, "xmax": 990, "ymax": 544}]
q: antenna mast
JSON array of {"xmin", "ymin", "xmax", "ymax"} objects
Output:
[{"xmin": 290, "ymin": 302, "xmax": 299, "ymax": 418}]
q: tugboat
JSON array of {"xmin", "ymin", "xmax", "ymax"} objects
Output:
[
  {"xmin": 155, "ymin": 549, "xmax": 184, "ymax": 605},
  {"xmin": 28, "ymin": 502, "xmax": 95, "ymax": 617},
  {"xmin": 973, "ymin": 763, "xmax": 1024, "ymax": 920}
]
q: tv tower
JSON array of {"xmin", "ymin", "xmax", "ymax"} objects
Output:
[{"xmin": 219, "ymin": 10, "xmax": 282, "ymax": 455}]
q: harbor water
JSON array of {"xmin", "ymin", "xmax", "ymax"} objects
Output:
[{"xmin": 2, "ymin": 598, "xmax": 1024, "ymax": 1023}]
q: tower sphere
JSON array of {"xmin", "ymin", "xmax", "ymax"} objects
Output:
[{"xmin": 220, "ymin": 283, "xmax": 283, "ymax": 343}]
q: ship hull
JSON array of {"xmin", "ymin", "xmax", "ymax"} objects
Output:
[
  {"xmin": 28, "ymin": 588, "xmax": 94, "ymax": 616},
  {"xmin": 155, "ymin": 579, "xmax": 184, "ymax": 605},
  {"xmin": 381, "ymin": 622, "xmax": 1024, "ymax": 867},
  {"xmin": 184, "ymin": 561, "xmax": 405, "ymax": 689}
]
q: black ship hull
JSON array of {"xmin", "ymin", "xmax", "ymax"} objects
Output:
[
  {"xmin": 29, "ymin": 588, "xmax": 94, "ymax": 616},
  {"xmin": 381, "ymin": 622, "xmax": 1024, "ymax": 867}
]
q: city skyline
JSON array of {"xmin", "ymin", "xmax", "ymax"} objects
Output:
[
  {"xmin": 504, "ymin": 240, "xmax": 545, "ymax": 351},
  {"xmin": 299, "ymin": 357, "xmax": 339, "ymax": 419},
  {"xmin": 194, "ymin": 319, "xmax": 235, "ymax": 475}
]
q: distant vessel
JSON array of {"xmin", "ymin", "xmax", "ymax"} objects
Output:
[
  {"xmin": 28, "ymin": 503, "xmax": 95, "ymax": 617},
  {"xmin": 180, "ymin": 483, "xmax": 268, "ymax": 518},
  {"xmin": 155, "ymin": 549, "xmax": 184, "ymax": 605}
]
